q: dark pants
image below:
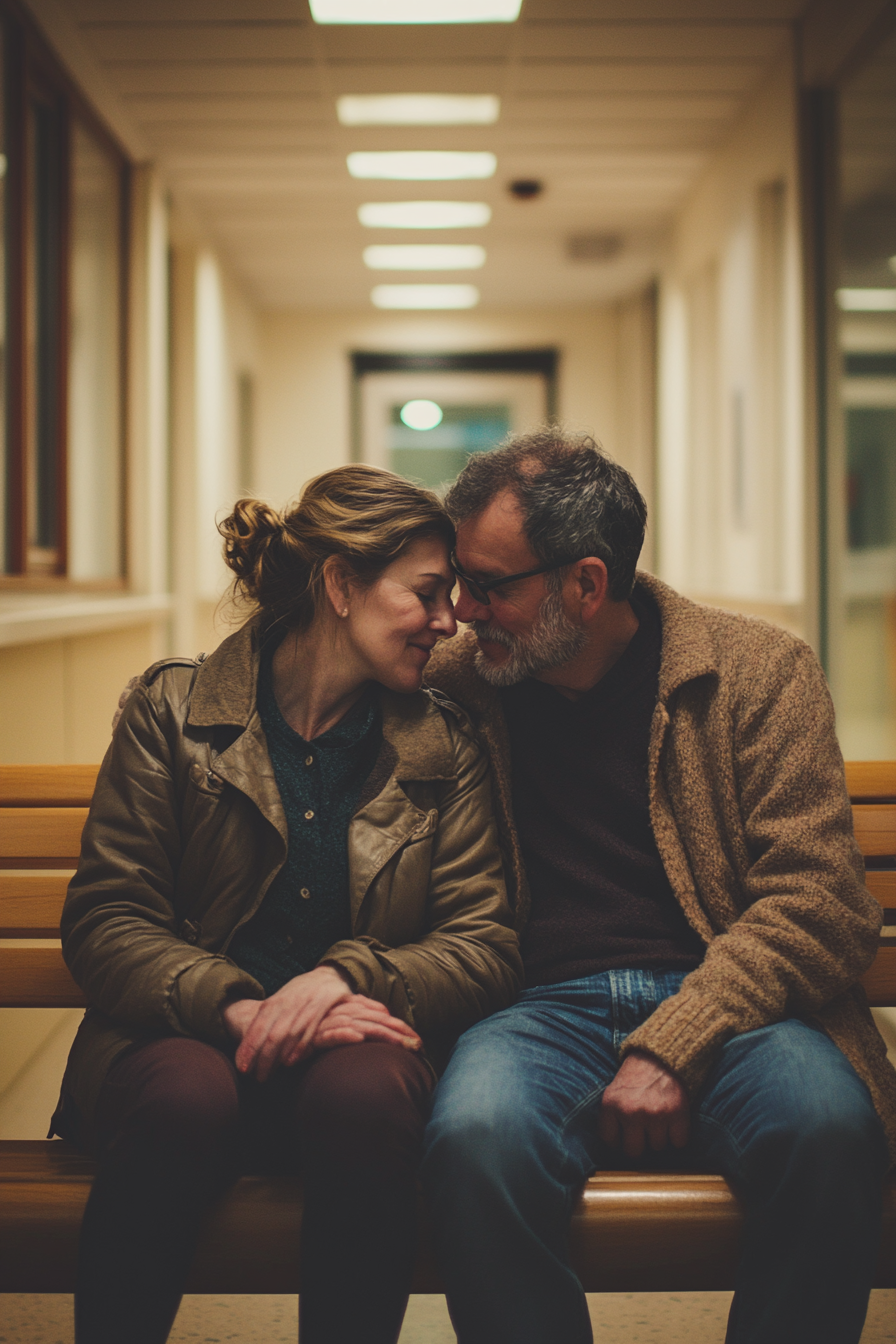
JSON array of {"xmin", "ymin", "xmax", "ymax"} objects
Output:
[{"xmin": 74, "ymin": 1036, "xmax": 433, "ymax": 1344}]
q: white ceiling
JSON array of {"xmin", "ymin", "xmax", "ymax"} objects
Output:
[{"xmin": 64, "ymin": 0, "xmax": 807, "ymax": 310}]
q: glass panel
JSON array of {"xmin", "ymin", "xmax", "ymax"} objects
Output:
[
  {"xmin": 26, "ymin": 92, "xmax": 63, "ymax": 572},
  {"xmin": 836, "ymin": 28, "xmax": 896, "ymax": 758},
  {"xmin": 388, "ymin": 402, "xmax": 510, "ymax": 490},
  {"xmin": 0, "ymin": 23, "xmax": 7, "ymax": 572},
  {"xmin": 68, "ymin": 119, "xmax": 123, "ymax": 580}
]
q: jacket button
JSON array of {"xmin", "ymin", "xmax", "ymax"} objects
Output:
[
  {"xmin": 304, "ymin": 810, "xmax": 314, "ymax": 820},
  {"xmin": 301, "ymin": 887, "xmax": 311, "ymax": 899}
]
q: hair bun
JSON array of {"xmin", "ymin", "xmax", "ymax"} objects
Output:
[{"xmin": 218, "ymin": 498, "xmax": 286, "ymax": 596}]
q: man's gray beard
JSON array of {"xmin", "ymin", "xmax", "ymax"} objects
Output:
[{"xmin": 471, "ymin": 587, "xmax": 587, "ymax": 687}]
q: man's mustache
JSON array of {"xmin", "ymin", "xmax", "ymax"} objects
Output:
[{"xmin": 469, "ymin": 622, "xmax": 518, "ymax": 649}]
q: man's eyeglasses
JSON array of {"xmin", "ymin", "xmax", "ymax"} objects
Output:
[{"xmin": 451, "ymin": 551, "xmax": 583, "ymax": 607}]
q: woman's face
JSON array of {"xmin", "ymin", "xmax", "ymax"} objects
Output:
[{"xmin": 346, "ymin": 535, "xmax": 457, "ymax": 693}]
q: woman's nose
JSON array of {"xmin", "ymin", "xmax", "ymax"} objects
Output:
[{"xmin": 432, "ymin": 597, "xmax": 458, "ymax": 638}]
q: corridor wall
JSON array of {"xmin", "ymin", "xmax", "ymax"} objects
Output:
[{"xmin": 656, "ymin": 48, "xmax": 807, "ymax": 640}]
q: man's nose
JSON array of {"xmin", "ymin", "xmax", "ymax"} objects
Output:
[{"xmin": 454, "ymin": 584, "xmax": 490, "ymax": 624}]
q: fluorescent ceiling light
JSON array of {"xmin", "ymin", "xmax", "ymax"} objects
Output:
[
  {"xmin": 348, "ymin": 151, "xmax": 496, "ymax": 181},
  {"xmin": 837, "ymin": 288, "xmax": 896, "ymax": 311},
  {"xmin": 338, "ymin": 95, "xmax": 499, "ymax": 126},
  {"xmin": 401, "ymin": 400, "xmax": 444, "ymax": 430},
  {"xmin": 358, "ymin": 201, "xmax": 491, "ymax": 229},
  {"xmin": 371, "ymin": 284, "xmax": 480, "ymax": 309},
  {"xmin": 312, "ymin": 1, "xmax": 521, "ymax": 23},
  {"xmin": 364, "ymin": 244, "xmax": 486, "ymax": 270}
]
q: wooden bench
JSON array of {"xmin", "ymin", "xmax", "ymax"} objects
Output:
[{"xmin": 1, "ymin": 761, "xmax": 895, "ymax": 1295}]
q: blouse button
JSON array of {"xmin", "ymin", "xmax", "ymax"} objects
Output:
[
  {"xmin": 305, "ymin": 755, "xmax": 313, "ymax": 766},
  {"xmin": 301, "ymin": 887, "xmax": 311, "ymax": 900},
  {"xmin": 304, "ymin": 809, "xmax": 314, "ymax": 820}
]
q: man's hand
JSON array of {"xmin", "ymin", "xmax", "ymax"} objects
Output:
[
  {"xmin": 313, "ymin": 996, "xmax": 422, "ymax": 1052},
  {"xmin": 599, "ymin": 1050, "xmax": 690, "ymax": 1158},
  {"xmin": 223, "ymin": 965, "xmax": 352, "ymax": 1082}
]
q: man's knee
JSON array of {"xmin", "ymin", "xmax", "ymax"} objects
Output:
[
  {"xmin": 743, "ymin": 1094, "xmax": 887, "ymax": 1195},
  {"xmin": 423, "ymin": 1080, "xmax": 556, "ymax": 1197}
]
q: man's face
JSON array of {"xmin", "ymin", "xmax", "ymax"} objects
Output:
[{"xmin": 453, "ymin": 489, "xmax": 585, "ymax": 686}]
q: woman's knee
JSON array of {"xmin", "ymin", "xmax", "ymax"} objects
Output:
[
  {"xmin": 99, "ymin": 1037, "xmax": 240, "ymax": 1154},
  {"xmin": 297, "ymin": 1042, "xmax": 433, "ymax": 1165}
]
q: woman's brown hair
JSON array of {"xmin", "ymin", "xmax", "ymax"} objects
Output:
[{"xmin": 218, "ymin": 464, "xmax": 454, "ymax": 633}]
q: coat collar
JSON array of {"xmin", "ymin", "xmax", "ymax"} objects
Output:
[
  {"xmin": 425, "ymin": 570, "xmax": 719, "ymax": 711},
  {"xmin": 189, "ymin": 618, "xmax": 456, "ymax": 783},
  {"xmin": 635, "ymin": 572, "xmax": 718, "ymax": 701}
]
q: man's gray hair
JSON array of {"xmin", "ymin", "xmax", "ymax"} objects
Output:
[{"xmin": 444, "ymin": 429, "xmax": 647, "ymax": 601}]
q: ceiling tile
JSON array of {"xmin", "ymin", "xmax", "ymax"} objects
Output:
[
  {"xmin": 515, "ymin": 23, "xmax": 788, "ymax": 63},
  {"xmin": 84, "ymin": 23, "xmax": 315, "ymax": 63}
]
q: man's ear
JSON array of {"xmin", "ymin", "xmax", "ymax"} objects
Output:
[{"xmin": 572, "ymin": 558, "xmax": 609, "ymax": 620}]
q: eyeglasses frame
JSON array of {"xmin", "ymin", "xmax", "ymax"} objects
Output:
[{"xmin": 450, "ymin": 550, "xmax": 585, "ymax": 607}]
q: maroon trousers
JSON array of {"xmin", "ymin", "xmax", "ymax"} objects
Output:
[{"xmin": 74, "ymin": 1037, "xmax": 433, "ymax": 1344}]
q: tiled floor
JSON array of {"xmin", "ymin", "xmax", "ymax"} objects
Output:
[{"xmin": 1, "ymin": 1291, "xmax": 894, "ymax": 1343}]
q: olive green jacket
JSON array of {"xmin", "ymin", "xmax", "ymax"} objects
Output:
[
  {"xmin": 425, "ymin": 571, "xmax": 896, "ymax": 1163},
  {"xmin": 59, "ymin": 621, "xmax": 522, "ymax": 1125}
]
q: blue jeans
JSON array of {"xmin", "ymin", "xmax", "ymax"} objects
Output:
[{"xmin": 422, "ymin": 970, "xmax": 888, "ymax": 1344}]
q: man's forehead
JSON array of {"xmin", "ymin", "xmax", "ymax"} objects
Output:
[{"xmin": 456, "ymin": 490, "xmax": 534, "ymax": 570}]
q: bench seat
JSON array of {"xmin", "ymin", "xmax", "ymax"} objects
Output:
[{"xmin": 1, "ymin": 761, "xmax": 895, "ymax": 1295}]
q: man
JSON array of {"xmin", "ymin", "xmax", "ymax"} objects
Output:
[{"xmin": 421, "ymin": 430, "xmax": 896, "ymax": 1344}]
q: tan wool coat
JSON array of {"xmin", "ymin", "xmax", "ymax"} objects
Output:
[
  {"xmin": 58, "ymin": 621, "xmax": 522, "ymax": 1127},
  {"xmin": 425, "ymin": 571, "xmax": 896, "ymax": 1164}
]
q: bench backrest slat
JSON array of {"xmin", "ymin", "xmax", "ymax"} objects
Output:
[
  {"xmin": 0, "ymin": 873, "xmax": 73, "ymax": 935},
  {"xmin": 0, "ymin": 809, "xmax": 88, "ymax": 867},
  {"xmin": 0, "ymin": 946, "xmax": 85, "ymax": 1008},
  {"xmin": 0, "ymin": 762, "xmax": 893, "ymax": 1009},
  {"xmin": 0, "ymin": 765, "xmax": 98, "ymax": 807},
  {"xmin": 845, "ymin": 761, "xmax": 896, "ymax": 800},
  {"xmin": 852, "ymin": 804, "xmax": 896, "ymax": 858}
]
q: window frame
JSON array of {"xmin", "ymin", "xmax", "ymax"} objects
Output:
[{"xmin": 0, "ymin": 1, "xmax": 130, "ymax": 589}]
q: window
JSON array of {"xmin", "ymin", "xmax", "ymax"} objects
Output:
[
  {"xmin": 827, "ymin": 24, "xmax": 896, "ymax": 756},
  {"xmin": 0, "ymin": 8, "xmax": 127, "ymax": 583}
]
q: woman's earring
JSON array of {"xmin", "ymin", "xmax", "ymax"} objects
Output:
[{"xmin": 341, "ymin": 608, "xmax": 349, "ymax": 618}]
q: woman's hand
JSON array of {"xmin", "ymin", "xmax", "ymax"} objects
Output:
[
  {"xmin": 226, "ymin": 966, "xmax": 353, "ymax": 1081},
  {"xmin": 313, "ymin": 996, "xmax": 422, "ymax": 1052},
  {"xmin": 222, "ymin": 996, "xmax": 263, "ymax": 1043}
]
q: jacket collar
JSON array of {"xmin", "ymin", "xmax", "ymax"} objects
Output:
[
  {"xmin": 634, "ymin": 572, "xmax": 718, "ymax": 701},
  {"xmin": 189, "ymin": 618, "xmax": 456, "ymax": 783},
  {"xmin": 424, "ymin": 569, "xmax": 719, "ymax": 710}
]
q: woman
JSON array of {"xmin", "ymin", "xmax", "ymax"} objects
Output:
[{"xmin": 54, "ymin": 465, "xmax": 522, "ymax": 1344}]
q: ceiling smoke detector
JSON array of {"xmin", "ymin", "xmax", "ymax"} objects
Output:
[
  {"xmin": 508, "ymin": 179, "xmax": 543, "ymax": 201},
  {"xmin": 566, "ymin": 233, "xmax": 623, "ymax": 262}
]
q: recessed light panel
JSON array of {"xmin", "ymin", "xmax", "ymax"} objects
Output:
[
  {"xmin": 312, "ymin": 0, "xmax": 521, "ymax": 22},
  {"xmin": 338, "ymin": 95, "xmax": 500, "ymax": 126},
  {"xmin": 401, "ymin": 400, "xmax": 444, "ymax": 430},
  {"xmin": 348, "ymin": 151, "xmax": 496, "ymax": 181},
  {"xmin": 837, "ymin": 288, "xmax": 896, "ymax": 311},
  {"xmin": 358, "ymin": 201, "xmax": 491, "ymax": 229},
  {"xmin": 371, "ymin": 284, "xmax": 480, "ymax": 309},
  {"xmin": 364, "ymin": 244, "xmax": 486, "ymax": 270}
]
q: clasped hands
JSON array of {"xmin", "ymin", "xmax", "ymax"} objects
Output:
[
  {"xmin": 222, "ymin": 964, "xmax": 421, "ymax": 1082},
  {"xmin": 598, "ymin": 1049, "xmax": 690, "ymax": 1158}
]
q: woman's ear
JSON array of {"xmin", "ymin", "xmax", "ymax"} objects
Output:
[{"xmin": 322, "ymin": 557, "xmax": 353, "ymax": 619}]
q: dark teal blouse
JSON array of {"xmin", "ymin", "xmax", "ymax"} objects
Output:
[{"xmin": 228, "ymin": 646, "xmax": 382, "ymax": 996}]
